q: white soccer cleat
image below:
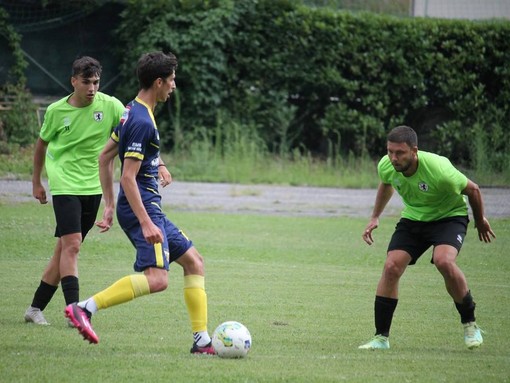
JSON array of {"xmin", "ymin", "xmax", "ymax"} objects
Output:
[
  {"xmin": 24, "ymin": 306, "xmax": 50, "ymax": 325},
  {"xmin": 358, "ymin": 334, "xmax": 390, "ymax": 350},
  {"xmin": 464, "ymin": 321, "xmax": 483, "ymax": 349}
]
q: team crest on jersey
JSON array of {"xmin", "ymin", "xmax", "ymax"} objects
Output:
[
  {"xmin": 120, "ymin": 106, "xmax": 131, "ymax": 125},
  {"xmin": 63, "ymin": 117, "xmax": 71, "ymax": 131},
  {"xmin": 418, "ymin": 182, "xmax": 429, "ymax": 192},
  {"xmin": 93, "ymin": 111, "xmax": 103, "ymax": 122}
]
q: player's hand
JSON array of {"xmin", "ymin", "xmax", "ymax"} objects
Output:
[
  {"xmin": 141, "ymin": 221, "xmax": 164, "ymax": 244},
  {"xmin": 159, "ymin": 166, "xmax": 172, "ymax": 188},
  {"xmin": 95, "ymin": 206, "xmax": 114, "ymax": 233},
  {"xmin": 33, "ymin": 183, "xmax": 47, "ymax": 204},
  {"xmin": 362, "ymin": 218, "xmax": 379, "ymax": 245},
  {"xmin": 475, "ymin": 217, "xmax": 496, "ymax": 243}
]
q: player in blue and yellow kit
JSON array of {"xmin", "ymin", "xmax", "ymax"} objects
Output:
[{"xmin": 65, "ymin": 52, "xmax": 215, "ymax": 354}]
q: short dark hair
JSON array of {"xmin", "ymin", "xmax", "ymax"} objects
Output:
[
  {"xmin": 136, "ymin": 51, "xmax": 178, "ymax": 90},
  {"xmin": 72, "ymin": 56, "xmax": 102, "ymax": 78},
  {"xmin": 387, "ymin": 125, "xmax": 418, "ymax": 147}
]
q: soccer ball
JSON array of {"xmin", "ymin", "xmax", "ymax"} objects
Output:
[{"xmin": 212, "ymin": 321, "xmax": 252, "ymax": 358}]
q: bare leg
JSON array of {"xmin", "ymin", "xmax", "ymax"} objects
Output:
[
  {"xmin": 59, "ymin": 233, "xmax": 82, "ymax": 277},
  {"xmin": 376, "ymin": 250, "xmax": 411, "ymax": 298},
  {"xmin": 433, "ymin": 244, "xmax": 468, "ymax": 303},
  {"xmin": 41, "ymin": 238, "xmax": 62, "ymax": 285}
]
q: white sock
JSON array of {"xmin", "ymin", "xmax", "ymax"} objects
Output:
[
  {"xmin": 193, "ymin": 331, "xmax": 211, "ymax": 346},
  {"xmin": 78, "ymin": 298, "xmax": 98, "ymax": 314}
]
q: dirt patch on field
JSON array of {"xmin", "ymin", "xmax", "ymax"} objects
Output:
[{"xmin": 1, "ymin": 180, "xmax": 508, "ymax": 218}]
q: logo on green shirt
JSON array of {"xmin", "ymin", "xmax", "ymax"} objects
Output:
[{"xmin": 94, "ymin": 111, "xmax": 103, "ymax": 122}]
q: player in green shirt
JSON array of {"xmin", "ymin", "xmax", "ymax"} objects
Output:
[
  {"xmin": 24, "ymin": 56, "xmax": 124, "ymax": 326},
  {"xmin": 359, "ymin": 125, "xmax": 495, "ymax": 350}
]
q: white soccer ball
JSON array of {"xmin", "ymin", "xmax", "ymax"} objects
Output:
[{"xmin": 212, "ymin": 321, "xmax": 252, "ymax": 358}]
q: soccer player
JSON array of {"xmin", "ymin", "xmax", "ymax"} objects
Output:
[
  {"xmin": 65, "ymin": 51, "xmax": 215, "ymax": 355},
  {"xmin": 25, "ymin": 56, "xmax": 124, "ymax": 325},
  {"xmin": 358, "ymin": 125, "xmax": 495, "ymax": 350}
]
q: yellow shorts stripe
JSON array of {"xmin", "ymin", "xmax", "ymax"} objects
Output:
[{"xmin": 154, "ymin": 242, "xmax": 164, "ymax": 268}]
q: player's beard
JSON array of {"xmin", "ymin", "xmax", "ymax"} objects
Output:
[{"xmin": 392, "ymin": 160, "xmax": 411, "ymax": 173}]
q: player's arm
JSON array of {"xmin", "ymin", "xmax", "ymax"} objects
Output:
[
  {"xmin": 362, "ymin": 182, "xmax": 394, "ymax": 245},
  {"xmin": 462, "ymin": 179, "xmax": 496, "ymax": 243},
  {"xmin": 121, "ymin": 157, "xmax": 163, "ymax": 244},
  {"xmin": 96, "ymin": 138, "xmax": 118, "ymax": 232},
  {"xmin": 32, "ymin": 137, "xmax": 49, "ymax": 204},
  {"xmin": 158, "ymin": 156, "xmax": 172, "ymax": 187}
]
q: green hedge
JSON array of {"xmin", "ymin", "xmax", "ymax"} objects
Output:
[
  {"xmin": 114, "ymin": 0, "xmax": 510, "ymax": 169},
  {"xmin": 0, "ymin": 6, "xmax": 39, "ymax": 151}
]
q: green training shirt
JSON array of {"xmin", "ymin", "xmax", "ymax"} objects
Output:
[
  {"xmin": 378, "ymin": 150, "xmax": 469, "ymax": 222},
  {"xmin": 40, "ymin": 92, "xmax": 124, "ymax": 195}
]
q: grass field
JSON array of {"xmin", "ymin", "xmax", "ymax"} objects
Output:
[{"xmin": 0, "ymin": 202, "xmax": 509, "ymax": 382}]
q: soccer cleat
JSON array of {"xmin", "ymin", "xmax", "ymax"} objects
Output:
[
  {"xmin": 24, "ymin": 306, "xmax": 50, "ymax": 325},
  {"xmin": 358, "ymin": 334, "xmax": 390, "ymax": 350},
  {"xmin": 67, "ymin": 318, "xmax": 76, "ymax": 328},
  {"xmin": 463, "ymin": 321, "xmax": 483, "ymax": 349},
  {"xmin": 190, "ymin": 341, "xmax": 216, "ymax": 355},
  {"xmin": 64, "ymin": 303, "xmax": 99, "ymax": 344}
]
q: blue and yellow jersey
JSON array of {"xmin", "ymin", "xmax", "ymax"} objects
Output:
[{"xmin": 112, "ymin": 97, "xmax": 163, "ymax": 228}]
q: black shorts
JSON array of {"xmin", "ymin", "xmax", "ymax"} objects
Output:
[
  {"xmin": 52, "ymin": 195, "xmax": 102, "ymax": 240},
  {"xmin": 387, "ymin": 216, "xmax": 469, "ymax": 265}
]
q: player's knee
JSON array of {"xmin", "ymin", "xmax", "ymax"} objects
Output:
[
  {"xmin": 188, "ymin": 256, "xmax": 205, "ymax": 275},
  {"xmin": 434, "ymin": 257, "xmax": 455, "ymax": 276},
  {"xmin": 62, "ymin": 237, "xmax": 82, "ymax": 257},
  {"xmin": 147, "ymin": 274, "xmax": 168, "ymax": 293},
  {"xmin": 383, "ymin": 261, "xmax": 404, "ymax": 280},
  {"xmin": 178, "ymin": 248, "xmax": 205, "ymax": 275},
  {"xmin": 192, "ymin": 251, "xmax": 204, "ymax": 269}
]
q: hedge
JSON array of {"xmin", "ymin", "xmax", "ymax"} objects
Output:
[{"xmin": 114, "ymin": 0, "xmax": 510, "ymax": 169}]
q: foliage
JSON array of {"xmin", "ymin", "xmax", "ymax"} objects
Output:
[
  {"xmin": 0, "ymin": 7, "xmax": 27, "ymax": 84},
  {"xmin": 301, "ymin": 0, "xmax": 410, "ymax": 15},
  {"xmin": 0, "ymin": 6, "xmax": 39, "ymax": 150},
  {"xmin": 0, "ymin": 143, "xmax": 34, "ymax": 177},
  {"xmin": 114, "ymin": 0, "xmax": 510, "ymax": 173},
  {"xmin": 114, "ymin": 0, "xmax": 237, "ymax": 149},
  {"xmin": 3, "ymin": 1, "xmax": 508, "ymax": 174},
  {"xmin": 2, "ymin": 123, "xmax": 509, "ymax": 187},
  {"xmin": 1, "ymin": 84, "xmax": 39, "ymax": 147}
]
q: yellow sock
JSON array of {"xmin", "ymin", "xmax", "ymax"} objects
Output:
[
  {"xmin": 93, "ymin": 275, "xmax": 150, "ymax": 310},
  {"xmin": 184, "ymin": 275, "xmax": 208, "ymax": 333}
]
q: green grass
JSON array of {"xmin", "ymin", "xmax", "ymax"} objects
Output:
[
  {"xmin": 0, "ymin": 202, "xmax": 509, "ymax": 382},
  {"xmin": 0, "ymin": 143, "xmax": 381, "ymax": 188},
  {"xmin": 166, "ymin": 150, "xmax": 380, "ymax": 188},
  {"xmin": 2, "ymin": 141, "xmax": 509, "ymax": 187},
  {"xmin": 0, "ymin": 144, "xmax": 35, "ymax": 180}
]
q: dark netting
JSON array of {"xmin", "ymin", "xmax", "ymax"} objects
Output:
[{"xmin": 0, "ymin": 0, "xmax": 107, "ymax": 32}]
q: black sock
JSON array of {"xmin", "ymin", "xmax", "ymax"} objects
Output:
[
  {"xmin": 61, "ymin": 275, "xmax": 79, "ymax": 305},
  {"xmin": 374, "ymin": 295, "xmax": 398, "ymax": 337},
  {"xmin": 31, "ymin": 281, "xmax": 58, "ymax": 311},
  {"xmin": 455, "ymin": 291, "xmax": 476, "ymax": 324}
]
